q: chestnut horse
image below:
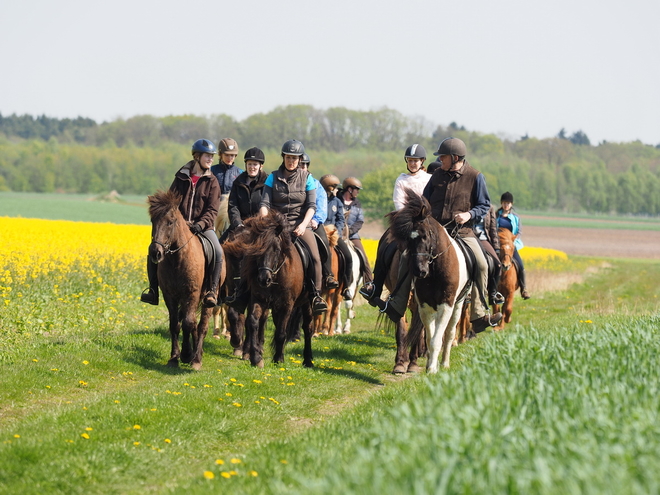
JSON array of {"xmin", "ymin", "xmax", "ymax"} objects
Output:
[
  {"xmin": 393, "ymin": 190, "xmax": 470, "ymax": 373},
  {"xmin": 496, "ymin": 228, "xmax": 519, "ymax": 329},
  {"xmin": 222, "ymin": 211, "xmax": 315, "ymax": 368},
  {"xmin": 313, "ymin": 225, "xmax": 343, "ymax": 336},
  {"xmin": 147, "ymin": 190, "xmax": 224, "ymax": 370}
]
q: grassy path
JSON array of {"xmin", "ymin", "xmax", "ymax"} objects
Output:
[{"xmin": 1, "ymin": 258, "xmax": 659, "ymax": 494}]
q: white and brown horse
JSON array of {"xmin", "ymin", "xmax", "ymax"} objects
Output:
[{"xmin": 392, "ymin": 190, "xmax": 470, "ymax": 373}]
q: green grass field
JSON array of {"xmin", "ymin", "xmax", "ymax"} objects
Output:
[{"xmin": 1, "ymin": 195, "xmax": 660, "ymax": 494}]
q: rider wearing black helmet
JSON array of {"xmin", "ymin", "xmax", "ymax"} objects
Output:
[
  {"xmin": 299, "ymin": 153, "xmax": 339, "ymax": 289},
  {"xmin": 141, "ymin": 139, "xmax": 223, "ymax": 308},
  {"xmin": 496, "ymin": 191, "xmax": 530, "ymax": 299},
  {"xmin": 260, "ymin": 140, "xmax": 328, "ymax": 314},
  {"xmin": 339, "ymin": 177, "xmax": 373, "ymax": 286}
]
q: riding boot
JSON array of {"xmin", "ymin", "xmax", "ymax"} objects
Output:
[
  {"xmin": 140, "ymin": 256, "xmax": 159, "ymax": 305},
  {"xmin": 203, "ymin": 254, "xmax": 223, "ymax": 308},
  {"xmin": 519, "ymin": 267, "xmax": 530, "ymax": 299},
  {"xmin": 311, "ymin": 290, "xmax": 328, "ymax": 315}
]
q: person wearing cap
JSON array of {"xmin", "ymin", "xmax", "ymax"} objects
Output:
[
  {"xmin": 339, "ymin": 177, "xmax": 374, "ymax": 286},
  {"xmin": 360, "ymin": 144, "xmax": 431, "ymax": 303},
  {"xmin": 321, "ymin": 174, "xmax": 354, "ymax": 299},
  {"xmin": 259, "ymin": 139, "xmax": 328, "ymax": 315},
  {"xmin": 298, "ymin": 153, "xmax": 339, "ymax": 289},
  {"xmin": 211, "ymin": 138, "xmax": 243, "ymax": 196},
  {"xmin": 140, "ymin": 138, "xmax": 223, "ymax": 308},
  {"xmin": 497, "ymin": 191, "xmax": 530, "ymax": 299},
  {"xmin": 375, "ymin": 137, "xmax": 502, "ymax": 333}
]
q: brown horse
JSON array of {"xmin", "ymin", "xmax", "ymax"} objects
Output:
[
  {"xmin": 393, "ymin": 190, "xmax": 470, "ymax": 373},
  {"xmin": 222, "ymin": 211, "xmax": 315, "ymax": 368},
  {"xmin": 313, "ymin": 225, "xmax": 343, "ymax": 336},
  {"xmin": 147, "ymin": 190, "xmax": 224, "ymax": 370},
  {"xmin": 496, "ymin": 228, "xmax": 519, "ymax": 329}
]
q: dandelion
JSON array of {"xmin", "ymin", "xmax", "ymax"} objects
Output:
[
  {"xmin": 221, "ymin": 472, "xmax": 231, "ymax": 479},
  {"xmin": 253, "ymin": 379, "xmax": 262, "ymax": 384},
  {"xmin": 249, "ymin": 470, "xmax": 258, "ymax": 477},
  {"xmin": 13, "ymin": 434, "xmax": 20, "ymax": 439},
  {"xmin": 230, "ymin": 458, "xmax": 242, "ymax": 464},
  {"xmin": 133, "ymin": 442, "xmax": 140, "ymax": 446},
  {"xmin": 133, "ymin": 425, "xmax": 141, "ymax": 430},
  {"xmin": 81, "ymin": 433, "xmax": 90, "ymax": 439},
  {"xmin": 280, "ymin": 459, "xmax": 288, "ymax": 464},
  {"xmin": 204, "ymin": 471, "xmax": 215, "ymax": 480},
  {"xmin": 32, "ymin": 359, "xmax": 38, "ymax": 362},
  {"xmin": 85, "ymin": 427, "xmax": 93, "ymax": 431},
  {"xmin": 82, "ymin": 360, "xmax": 89, "ymax": 365},
  {"xmin": 164, "ymin": 439, "xmax": 171, "ymax": 444},
  {"xmin": 215, "ymin": 459, "xmax": 224, "ymax": 465},
  {"xmin": 79, "ymin": 381, "xmax": 88, "ymax": 387},
  {"xmin": 114, "ymin": 400, "xmax": 120, "ymax": 404},
  {"xmin": 232, "ymin": 402, "xmax": 242, "ymax": 407}
]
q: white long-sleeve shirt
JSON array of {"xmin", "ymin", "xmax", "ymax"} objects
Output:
[{"xmin": 393, "ymin": 171, "xmax": 432, "ymax": 210}]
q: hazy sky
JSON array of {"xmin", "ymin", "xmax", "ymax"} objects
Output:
[{"xmin": 2, "ymin": 0, "xmax": 659, "ymax": 145}]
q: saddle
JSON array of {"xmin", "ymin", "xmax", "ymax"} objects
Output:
[
  {"xmin": 292, "ymin": 236, "xmax": 317, "ymax": 291},
  {"xmin": 198, "ymin": 231, "xmax": 218, "ymax": 288},
  {"xmin": 453, "ymin": 236, "xmax": 479, "ymax": 303}
]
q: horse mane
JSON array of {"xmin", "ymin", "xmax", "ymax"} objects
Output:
[
  {"xmin": 223, "ymin": 210, "xmax": 292, "ymax": 260},
  {"xmin": 147, "ymin": 189, "xmax": 181, "ymax": 221},
  {"xmin": 215, "ymin": 194, "xmax": 230, "ymax": 235},
  {"xmin": 324, "ymin": 224, "xmax": 339, "ymax": 247},
  {"xmin": 388, "ymin": 189, "xmax": 433, "ymax": 247},
  {"xmin": 498, "ymin": 227, "xmax": 516, "ymax": 246}
]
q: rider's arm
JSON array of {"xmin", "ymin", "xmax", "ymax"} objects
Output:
[{"xmin": 468, "ymin": 174, "xmax": 491, "ymax": 224}]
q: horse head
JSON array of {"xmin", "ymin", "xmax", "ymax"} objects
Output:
[
  {"xmin": 147, "ymin": 190, "xmax": 184, "ymax": 264},
  {"xmin": 389, "ymin": 190, "xmax": 439, "ymax": 279},
  {"xmin": 498, "ymin": 228, "xmax": 515, "ymax": 271},
  {"xmin": 242, "ymin": 211, "xmax": 292, "ymax": 288}
]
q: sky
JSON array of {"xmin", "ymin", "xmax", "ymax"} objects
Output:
[{"xmin": 1, "ymin": 0, "xmax": 659, "ymax": 145}]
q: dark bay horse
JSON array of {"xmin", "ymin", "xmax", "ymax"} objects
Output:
[
  {"xmin": 496, "ymin": 228, "xmax": 519, "ymax": 329},
  {"xmin": 147, "ymin": 190, "xmax": 224, "ymax": 370},
  {"xmin": 392, "ymin": 190, "xmax": 470, "ymax": 373},
  {"xmin": 222, "ymin": 211, "xmax": 315, "ymax": 368}
]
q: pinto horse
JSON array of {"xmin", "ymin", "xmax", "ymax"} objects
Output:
[
  {"xmin": 393, "ymin": 190, "xmax": 470, "ymax": 373},
  {"xmin": 496, "ymin": 228, "xmax": 519, "ymax": 329},
  {"xmin": 147, "ymin": 190, "xmax": 224, "ymax": 370},
  {"xmin": 222, "ymin": 211, "xmax": 315, "ymax": 368}
]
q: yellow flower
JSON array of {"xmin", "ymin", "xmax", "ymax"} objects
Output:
[
  {"xmin": 13, "ymin": 434, "xmax": 20, "ymax": 439},
  {"xmin": 215, "ymin": 459, "xmax": 224, "ymax": 465},
  {"xmin": 133, "ymin": 425, "xmax": 141, "ymax": 430},
  {"xmin": 81, "ymin": 433, "xmax": 90, "ymax": 439},
  {"xmin": 82, "ymin": 360, "xmax": 89, "ymax": 365},
  {"xmin": 203, "ymin": 471, "xmax": 215, "ymax": 479},
  {"xmin": 230, "ymin": 458, "xmax": 241, "ymax": 464},
  {"xmin": 85, "ymin": 427, "xmax": 93, "ymax": 431},
  {"xmin": 252, "ymin": 379, "xmax": 262, "ymax": 384},
  {"xmin": 220, "ymin": 472, "xmax": 231, "ymax": 479},
  {"xmin": 232, "ymin": 402, "xmax": 242, "ymax": 407},
  {"xmin": 249, "ymin": 470, "xmax": 258, "ymax": 477},
  {"xmin": 133, "ymin": 442, "xmax": 140, "ymax": 446}
]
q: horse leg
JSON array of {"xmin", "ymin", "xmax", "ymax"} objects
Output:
[
  {"xmin": 440, "ymin": 304, "xmax": 463, "ymax": 369},
  {"xmin": 246, "ymin": 302, "xmax": 265, "ymax": 368},
  {"xmin": 191, "ymin": 307, "xmax": 211, "ymax": 370},
  {"xmin": 212, "ymin": 305, "xmax": 222, "ymax": 338},
  {"xmin": 166, "ymin": 300, "xmax": 181, "ymax": 367},
  {"xmin": 226, "ymin": 306, "xmax": 245, "ymax": 357},
  {"xmin": 392, "ymin": 317, "xmax": 410, "ymax": 374},
  {"xmin": 180, "ymin": 306, "xmax": 197, "ymax": 365},
  {"xmin": 272, "ymin": 307, "xmax": 291, "ymax": 364},
  {"xmin": 302, "ymin": 306, "xmax": 315, "ymax": 368}
]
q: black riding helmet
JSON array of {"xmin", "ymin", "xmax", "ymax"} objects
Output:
[
  {"xmin": 244, "ymin": 147, "xmax": 265, "ymax": 163},
  {"xmin": 433, "ymin": 137, "xmax": 467, "ymax": 164},
  {"xmin": 501, "ymin": 191, "xmax": 514, "ymax": 203},
  {"xmin": 404, "ymin": 143, "xmax": 426, "ymax": 173},
  {"xmin": 281, "ymin": 139, "xmax": 305, "ymax": 157},
  {"xmin": 300, "ymin": 153, "xmax": 311, "ymax": 166}
]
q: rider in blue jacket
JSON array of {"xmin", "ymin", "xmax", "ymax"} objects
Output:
[{"xmin": 496, "ymin": 191, "xmax": 530, "ymax": 299}]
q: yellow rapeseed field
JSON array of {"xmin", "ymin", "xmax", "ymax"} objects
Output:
[{"xmin": 0, "ymin": 217, "xmax": 149, "ymax": 301}]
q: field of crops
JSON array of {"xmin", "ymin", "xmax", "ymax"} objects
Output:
[{"xmin": 1, "ymin": 213, "xmax": 660, "ymax": 494}]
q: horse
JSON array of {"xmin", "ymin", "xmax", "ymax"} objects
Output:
[
  {"xmin": 222, "ymin": 211, "xmax": 315, "ymax": 368},
  {"xmin": 313, "ymin": 225, "xmax": 343, "ymax": 336},
  {"xmin": 393, "ymin": 190, "xmax": 470, "ymax": 373},
  {"xmin": 146, "ymin": 189, "xmax": 225, "ymax": 370},
  {"xmin": 496, "ymin": 227, "xmax": 519, "ymax": 329}
]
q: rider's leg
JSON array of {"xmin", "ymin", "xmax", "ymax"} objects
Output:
[
  {"xmin": 372, "ymin": 250, "xmax": 410, "ymax": 321},
  {"xmin": 360, "ymin": 232, "xmax": 395, "ymax": 300},
  {"xmin": 315, "ymin": 225, "xmax": 338, "ymax": 288},
  {"xmin": 202, "ymin": 230, "xmax": 223, "ymax": 308},
  {"xmin": 336, "ymin": 238, "xmax": 354, "ymax": 299},
  {"xmin": 513, "ymin": 248, "xmax": 530, "ymax": 299},
  {"xmin": 140, "ymin": 255, "xmax": 159, "ymax": 305},
  {"xmin": 479, "ymin": 239, "xmax": 504, "ymax": 305},
  {"xmin": 301, "ymin": 229, "xmax": 328, "ymax": 314},
  {"xmin": 463, "ymin": 236, "xmax": 502, "ymax": 331}
]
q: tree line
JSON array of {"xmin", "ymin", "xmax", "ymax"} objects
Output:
[{"xmin": 1, "ymin": 107, "xmax": 659, "ymax": 217}]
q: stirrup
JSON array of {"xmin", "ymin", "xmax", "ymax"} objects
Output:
[
  {"xmin": 359, "ymin": 282, "xmax": 375, "ymax": 299},
  {"xmin": 312, "ymin": 296, "xmax": 328, "ymax": 315},
  {"xmin": 493, "ymin": 292, "xmax": 505, "ymax": 305},
  {"xmin": 202, "ymin": 290, "xmax": 217, "ymax": 308},
  {"xmin": 140, "ymin": 288, "xmax": 158, "ymax": 306}
]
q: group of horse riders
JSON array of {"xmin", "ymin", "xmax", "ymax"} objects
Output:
[
  {"xmin": 140, "ymin": 137, "xmax": 373, "ymax": 316},
  {"xmin": 358, "ymin": 137, "xmax": 530, "ymax": 334}
]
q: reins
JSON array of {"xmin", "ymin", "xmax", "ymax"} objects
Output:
[{"xmin": 152, "ymin": 216, "xmax": 196, "ymax": 255}]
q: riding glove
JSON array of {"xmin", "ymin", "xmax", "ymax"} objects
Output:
[{"xmin": 190, "ymin": 223, "xmax": 203, "ymax": 235}]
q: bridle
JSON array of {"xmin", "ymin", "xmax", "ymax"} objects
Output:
[
  {"xmin": 412, "ymin": 224, "xmax": 452, "ymax": 266},
  {"xmin": 151, "ymin": 215, "xmax": 195, "ymax": 256},
  {"xmin": 258, "ymin": 252, "xmax": 286, "ymax": 281}
]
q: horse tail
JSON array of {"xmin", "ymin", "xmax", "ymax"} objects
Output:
[
  {"xmin": 215, "ymin": 194, "xmax": 230, "ymax": 235},
  {"xmin": 284, "ymin": 306, "xmax": 303, "ymax": 343},
  {"xmin": 404, "ymin": 308, "xmax": 425, "ymax": 351}
]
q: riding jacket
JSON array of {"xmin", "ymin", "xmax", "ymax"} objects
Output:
[
  {"xmin": 228, "ymin": 170, "xmax": 268, "ymax": 230},
  {"xmin": 339, "ymin": 192, "xmax": 365, "ymax": 240},
  {"xmin": 325, "ymin": 195, "xmax": 345, "ymax": 234},
  {"xmin": 210, "ymin": 161, "xmax": 243, "ymax": 196},
  {"xmin": 422, "ymin": 161, "xmax": 491, "ymax": 238},
  {"xmin": 474, "ymin": 205, "xmax": 500, "ymax": 251},
  {"xmin": 393, "ymin": 171, "xmax": 432, "ymax": 211},
  {"xmin": 312, "ymin": 177, "xmax": 328, "ymax": 225},
  {"xmin": 260, "ymin": 164, "xmax": 316, "ymax": 226},
  {"xmin": 170, "ymin": 161, "xmax": 221, "ymax": 232}
]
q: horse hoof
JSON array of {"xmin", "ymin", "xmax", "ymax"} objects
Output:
[
  {"xmin": 191, "ymin": 362, "xmax": 202, "ymax": 371},
  {"xmin": 393, "ymin": 364, "xmax": 407, "ymax": 374},
  {"xmin": 167, "ymin": 359, "xmax": 179, "ymax": 368},
  {"xmin": 256, "ymin": 360, "xmax": 264, "ymax": 369},
  {"xmin": 242, "ymin": 353, "xmax": 250, "ymax": 361},
  {"xmin": 232, "ymin": 348, "xmax": 243, "ymax": 357},
  {"xmin": 212, "ymin": 334, "xmax": 221, "ymax": 340},
  {"xmin": 303, "ymin": 360, "xmax": 314, "ymax": 368},
  {"xmin": 407, "ymin": 364, "xmax": 422, "ymax": 374}
]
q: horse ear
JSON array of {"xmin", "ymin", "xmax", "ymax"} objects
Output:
[{"xmin": 419, "ymin": 196, "xmax": 431, "ymax": 220}]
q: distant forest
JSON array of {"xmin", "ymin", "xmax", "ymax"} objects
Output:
[{"xmin": 1, "ymin": 106, "xmax": 660, "ymax": 218}]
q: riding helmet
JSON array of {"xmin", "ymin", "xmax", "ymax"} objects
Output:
[
  {"xmin": 404, "ymin": 144, "xmax": 427, "ymax": 161},
  {"xmin": 433, "ymin": 137, "xmax": 467, "ymax": 157},
  {"xmin": 342, "ymin": 177, "xmax": 362, "ymax": 190},
  {"xmin": 218, "ymin": 138, "xmax": 239, "ymax": 155},
  {"xmin": 320, "ymin": 174, "xmax": 341, "ymax": 192},
  {"xmin": 501, "ymin": 191, "xmax": 514, "ymax": 203},
  {"xmin": 300, "ymin": 153, "xmax": 311, "ymax": 166},
  {"xmin": 244, "ymin": 147, "xmax": 265, "ymax": 164},
  {"xmin": 191, "ymin": 139, "xmax": 218, "ymax": 156},
  {"xmin": 281, "ymin": 139, "xmax": 305, "ymax": 157}
]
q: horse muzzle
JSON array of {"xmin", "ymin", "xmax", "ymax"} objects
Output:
[{"xmin": 148, "ymin": 242, "xmax": 165, "ymax": 264}]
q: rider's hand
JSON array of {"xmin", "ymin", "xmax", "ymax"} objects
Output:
[
  {"xmin": 293, "ymin": 224, "xmax": 306, "ymax": 237},
  {"xmin": 453, "ymin": 212, "xmax": 471, "ymax": 225},
  {"xmin": 190, "ymin": 223, "xmax": 203, "ymax": 235},
  {"xmin": 310, "ymin": 219, "xmax": 318, "ymax": 230}
]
